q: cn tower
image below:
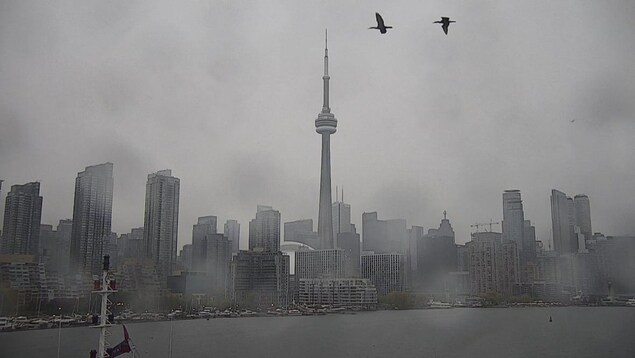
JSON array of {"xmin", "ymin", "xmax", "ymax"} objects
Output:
[{"xmin": 315, "ymin": 30, "xmax": 337, "ymax": 250}]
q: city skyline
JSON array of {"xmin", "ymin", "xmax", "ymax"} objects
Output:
[{"xmin": 2, "ymin": 1, "xmax": 635, "ymax": 251}]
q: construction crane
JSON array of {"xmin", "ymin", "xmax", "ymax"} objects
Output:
[{"xmin": 470, "ymin": 219, "xmax": 501, "ymax": 233}]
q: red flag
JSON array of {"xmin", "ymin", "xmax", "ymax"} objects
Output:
[{"xmin": 106, "ymin": 325, "xmax": 132, "ymax": 357}]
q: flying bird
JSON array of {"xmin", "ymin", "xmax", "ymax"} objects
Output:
[
  {"xmin": 434, "ymin": 17, "xmax": 455, "ymax": 35},
  {"xmin": 570, "ymin": 119, "xmax": 576, "ymax": 123},
  {"xmin": 369, "ymin": 12, "xmax": 392, "ymax": 34}
]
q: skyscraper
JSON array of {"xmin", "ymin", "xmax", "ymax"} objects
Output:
[
  {"xmin": 361, "ymin": 253, "xmax": 405, "ymax": 297},
  {"xmin": 573, "ymin": 194, "xmax": 592, "ymax": 245},
  {"xmin": 249, "ymin": 205, "xmax": 281, "ymax": 252},
  {"xmin": 284, "ymin": 219, "xmax": 319, "ymax": 249},
  {"xmin": 295, "ymin": 248, "xmax": 345, "ymax": 280},
  {"xmin": 502, "ymin": 190, "xmax": 525, "ymax": 248},
  {"xmin": 143, "ymin": 169, "xmax": 180, "ymax": 277},
  {"xmin": 551, "ymin": 189, "xmax": 577, "ymax": 254},
  {"xmin": 416, "ymin": 212, "xmax": 456, "ymax": 291},
  {"xmin": 56, "ymin": 219, "xmax": 73, "ymax": 274},
  {"xmin": 337, "ymin": 232, "xmax": 361, "ymax": 277},
  {"xmin": 192, "ymin": 216, "xmax": 217, "ymax": 271},
  {"xmin": 70, "ymin": 163, "xmax": 113, "ymax": 275},
  {"xmin": 466, "ymin": 232, "xmax": 520, "ymax": 296},
  {"xmin": 203, "ymin": 233, "xmax": 232, "ymax": 297},
  {"xmin": 224, "ymin": 219, "xmax": 241, "ymax": 254},
  {"xmin": 362, "ymin": 212, "xmax": 408, "ymax": 254},
  {"xmin": 408, "ymin": 225, "xmax": 424, "ymax": 281},
  {"xmin": 332, "ymin": 193, "xmax": 352, "ymax": 242},
  {"xmin": 1, "ymin": 182, "xmax": 42, "ymax": 256},
  {"xmin": 523, "ymin": 220, "xmax": 537, "ymax": 261},
  {"xmin": 315, "ymin": 31, "xmax": 337, "ymax": 250},
  {"xmin": 231, "ymin": 251, "xmax": 290, "ymax": 308}
]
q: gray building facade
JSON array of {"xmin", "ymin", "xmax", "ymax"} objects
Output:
[
  {"xmin": 1, "ymin": 182, "xmax": 43, "ymax": 256},
  {"xmin": 70, "ymin": 163, "xmax": 114, "ymax": 275}
]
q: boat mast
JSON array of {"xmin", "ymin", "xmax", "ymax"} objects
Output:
[{"xmin": 92, "ymin": 255, "xmax": 117, "ymax": 358}]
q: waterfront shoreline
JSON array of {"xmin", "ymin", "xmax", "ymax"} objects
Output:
[{"xmin": 2, "ymin": 303, "xmax": 633, "ymax": 334}]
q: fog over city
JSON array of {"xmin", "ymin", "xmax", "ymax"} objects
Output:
[{"xmin": 1, "ymin": 0, "xmax": 635, "ymax": 249}]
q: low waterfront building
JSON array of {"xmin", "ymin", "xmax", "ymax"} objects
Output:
[
  {"xmin": 298, "ymin": 278, "xmax": 377, "ymax": 309},
  {"xmin": 0, "ymin": 255, "xmax": 48, "ymax": 304}
]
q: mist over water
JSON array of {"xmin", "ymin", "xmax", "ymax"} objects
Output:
[{"xmin": 1, "ymin": 308, "xmax": 634, "ymax": 358}]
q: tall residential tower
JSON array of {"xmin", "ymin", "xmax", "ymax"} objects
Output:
[
  {"xmin": 502, "ymin": 190, "xmax": 525, "ymax": 248},
  {"xmin": 249, "ymin": 205, "xmax": 281, "ymax": 252},
  {"xmin": 551, "ymin": 189, "xmax": 576, "ymax": 254},
  {"xmin": 1, "ymin": 182, "xmax": 42, "ymax": 255},
  {"xmin": 70, "ymin": 163, "xmax": 114, "ymax": 275},
  {"xmin": 573, "ymin": 195, "xmax": 592, "ymax": 244},
  {"xmin": 315, "ymin": 30, "xmax": 337, "ymax": 250},
  {"xmin": 143, "ymin": 169, "xmax": 180, "ymax": 277}
]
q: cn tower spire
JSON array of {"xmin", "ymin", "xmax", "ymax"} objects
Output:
[
  {"xmin": 322, "ymin": 28, "xmax": 330, "ymax": 113},
  {"xmin": 315, "ymin": 29, "xmax": 337, "ymax": 250}
]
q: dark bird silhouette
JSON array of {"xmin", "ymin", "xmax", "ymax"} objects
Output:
[
  {"xmin": 571, "ymin": 119, "xmax": 576, "ymax": 123},
  {"xmin": 369, "ymin": 12, "xmax": 392, "ymax": 34},
  {"xmin": 549, "ymin": 316, "xmax": 553, "ymax": 322},
  {"xmin": 434, "ymin": 17, "xmax": 455, "ymax": 35}
]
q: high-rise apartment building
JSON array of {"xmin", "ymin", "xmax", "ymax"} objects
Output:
[
  {"xmin": 224, "ymin": 219, "xmax": 241, "ymax": 254},
  {"xmin": 295, "ymin": 248, "xmax": 345, "ymax": 280},
  {"xmin": 1, "ymin": 182, "xmax": 42, "ymax": 256},
  {"xmin": 192, "ymin": 216, "xmax": 217, "ymax": 271},
  {"xmin": 573, "ymin": 195, "xmax": 592, "ymax": 245},
  {"xmin": 408, "ymin": 226, "xmax": 424, "ymax": 278},
  {"xmin": 551, "ymin": 189, "xmax": 577, "ymax": 254},
  {"xmin": 337, "ymin": 232, "xmax": 361, "ymax": 277},
  {"xmin": 143, "ymin": 169, "xmax": 180, "ymax": 277},
  {"xmin": 203, "ymin": 233, "xmax": 232, "ymax": 297},
  {"xmin": 466, "ymin": 232, "xmax": 520, "ymax": 296},
  {"xmin": 178, "ymin": 244, "xmax": 193, "ymax": 271},
  {"xmin": 39, "ymin": 224, "xmax": 57, "ymax": 271},
  {"xmin": 362, "ymin": 212, "xmax": 408, "ymax": 254},
  {"xmin": 70, "ymin": 163, "xmax": 113, "ymax": 275},
  {"xmin": 119, "ymin": 227, "xmax": 144, "ymax": 260},
  {"xmin": 502, "ymin": 190, "xmax": 525, "ymax": 249},
  {"xmin": 361, "ymin": 253, "xmax": 405, "ymax": 297},
  {"xmin": 249, "ymin": 205, "xmax": 280, "ymax": 252}
]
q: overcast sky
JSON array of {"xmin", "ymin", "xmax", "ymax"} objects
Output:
[{"xmin": 1, "ymin": 1, "xmax": 634, "ymax": 250}]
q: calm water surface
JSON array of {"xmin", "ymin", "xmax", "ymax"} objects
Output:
[{"xmin": 1, "ymin": 307, "xmax": 634, "ymax": 357}]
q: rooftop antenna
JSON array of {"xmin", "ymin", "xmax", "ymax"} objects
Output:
[
  {"xmin": 342, "ymin": 186, "xmax": 344, "ymax": 202},
  {"xmin": 443, "ymin": 210, "xmax": 447, "ymax": 220},
  {"xmin": 336, "ymin": 185, "xmax": 338, "ymax": 202}
]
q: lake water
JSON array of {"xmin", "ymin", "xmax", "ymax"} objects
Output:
[{"xmin": 1, "ymin": 307, "xmax": 634, "ymax": 357}]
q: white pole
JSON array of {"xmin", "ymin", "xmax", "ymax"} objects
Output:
[
  {"xmin": 98, "ymin": 270, "xmax": 108, "ymax": 358},
  {"xmin": 57, "ymin": 308, "xmax": 62, "ymax": 358},
  {"xmin": 168, "ymin": 317, "xmax": 173, "ymax": 358}
]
